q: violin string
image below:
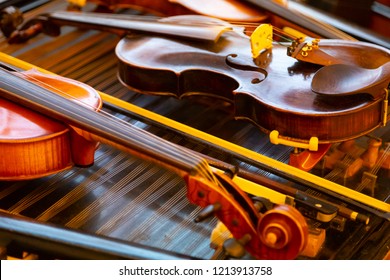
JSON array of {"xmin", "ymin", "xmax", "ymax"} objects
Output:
[
  {"xmin": 36, "ymin": 153, "xmax": 133, "ymax": 222},
  {"xmin": 195, "ymin": 20, "xmax": 299, "ymax": 42},
  {"xmin": 127, "ymin": 186, "xmax": 187, "ymax": 240},
  {"xmin": 91, "ymin": 11, "xmax": 295, "ymax": 40},
  {"xmin": 2, "ymin": 67, "xmax": 223, "ymax": 189},
  {"xmin": 65, "ymin": 160, "xmax": 158, "ymax": 229},
  {"xmin": 370, "ymin": 143, "xmax": 389, "ymax": 175},
  {"xmin": 224, "ymin": 21, "xmax": 299, "ymax": 40},
  {"xmin": 109, "ymin": 12, "xmax": 300, "ymax": 43},
  {"xmin": 356, "ymin": 143, "xmax": 390, "ymax": 191}
]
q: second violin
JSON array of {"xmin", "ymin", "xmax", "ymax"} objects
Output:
[{"xmin": 112, "ymin": 15, "xmax": 390, "ymax": 146}]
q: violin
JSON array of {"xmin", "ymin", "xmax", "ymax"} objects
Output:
[
  {"xmin": 7, "ymin": 12, "xmax": 390, "ymax": 154},
  {"xmin": 0, "ymin": 63, "xmax": 308, "ymax": 259},
  {"xmin": 112, "ymin": 15, "xmax": 390, "ymax": 146}
]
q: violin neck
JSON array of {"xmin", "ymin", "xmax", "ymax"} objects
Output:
[
  {"xmin": 0, "ymin": 67, "xmax": 208, "ymax": 178},
  {"xmin": 42, "ymin": 11, "xmax": 231, "ymax": 42}
]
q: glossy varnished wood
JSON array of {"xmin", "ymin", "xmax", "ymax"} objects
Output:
[
  {"xmin": 0, "ymin": 69, "xmax": 102, "ymax": 180},
  {"xmin": 116, "ymin": 23, "xmax": 390, "ymax": 144}
]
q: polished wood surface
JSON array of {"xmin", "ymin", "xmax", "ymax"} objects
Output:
[
  {"xmin": 115, "ymin": 17, "xmax": 390, "ymax": 144},
  {"xmin": 0, "ymin": 69, "xmax": 101, "ymax": 180}
]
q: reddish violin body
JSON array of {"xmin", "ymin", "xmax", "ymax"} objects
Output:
[
  {"xmin": 0, "ymin": 69, "xmax": 101, "ymax": 180},
  {"xmin": 116, "ymin": 16, "xmax": 390, "ymax": 145}
]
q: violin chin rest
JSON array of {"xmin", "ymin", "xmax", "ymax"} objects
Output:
[{"xmin": 311, "ymin": 61, "xmax": 390, "ymax": 99}]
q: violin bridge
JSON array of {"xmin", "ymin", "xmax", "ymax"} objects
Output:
[
  {"xmin": 250, "ymin": 24, "xmax": 273, "ymax": 59},
  {"xmin": 67, "ymin": 0, "xmax": 86, "ymax": 8}
]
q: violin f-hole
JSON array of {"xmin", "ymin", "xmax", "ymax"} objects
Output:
[
  {"xmin": 226, "ymin": 54, "xmax": 268, "ymax": 75},
  {"xmin": 226, "ymin": 53, "xmax": 267, "ymax": 85}
]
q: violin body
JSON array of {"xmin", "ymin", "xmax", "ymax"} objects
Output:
[
  {"xmin": 0, "ymin": 69, "xmax": 101, "ymax": 180},
  {"xmin": 0, "ymin": 96, "xmax": 71, "ymax": 180},
  {"xmin": 116, "ymin": 16, "xmax": 390, "ymax": 144}
]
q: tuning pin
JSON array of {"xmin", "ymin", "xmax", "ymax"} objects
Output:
[
  {"xmin": 252, "ymin": 196, "xmax": 274, "ymax": 212},
  {"xmin": 223, "ymin": 165, "xmax": 239, "ymax": 179},
  {"xmin": 0, "ymin": 6, "xmax": 23, "ymax": 38},
  {"xmin": 194, "ymin": 203, "xmax": 221, "ymax": 223}
]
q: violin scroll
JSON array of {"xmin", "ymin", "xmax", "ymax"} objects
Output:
[
  {"xmin": 257, "ymin": 204, "xmax": 307, "ymax": 259},
  {"xmin": 5, "ymin": 14, "xmax": 61, "ymax": 44},
  {"xmin": 186, "ymin": 172, "xmax": 308, "ymax": 259}
]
